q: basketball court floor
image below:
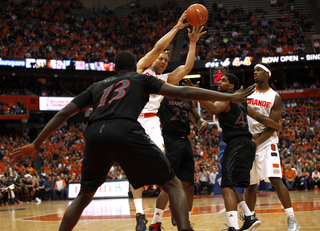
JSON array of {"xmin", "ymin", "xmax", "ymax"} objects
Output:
[{"xmin": 1, "ymin": 190, "xmax": 319, "ymax": 230}]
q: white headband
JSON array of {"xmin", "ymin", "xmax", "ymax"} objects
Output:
[{"xmin": 254, "ymin": 64, "xmax": 271, "ymax": 78}]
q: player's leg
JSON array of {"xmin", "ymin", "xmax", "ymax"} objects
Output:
[
  {"xmin": 260, "ymin": 143, "xmax": 299, "ymax": 230},
  {"xmin": 59, "ymin": 189, "xmax": 95, "ymax": 231},
  {"xmin": 221, "ymin": 187, "xmax": 240, "ymax": 229},
  {"xmin": 161, "ymin": 176, "xmax": 189, "ymax": 231},
  {"xmin": 269, "ymin": 177, "xmax": 299, "ymax": 230},
  {"xmin": 137, "ymin": 117, "xmax": 165, "ymax": 231},
  {"xmin": 234, "ymin": 189, "xmax": 260, "ymax": 231},
  {"xmin": 130, "ymin": 185, "xmax": 145, "ymax": 213},
  {"xmin": 182, "ymin": 181, "xmax": 194, "ymax": 213},
  {"xmin": 59, "ymin": 121, "xmax": 115, "ymax": 231},
  {"xmin": 244, "ymin": 184, "xmax": 258, "ymax": 211},
  {"xmin": 148, "ymin": 190, "xmax": 169, "ymax": 230},
  {"xmin": 169, "ymin": 180, "xmax": 194, "ymax": 228}
]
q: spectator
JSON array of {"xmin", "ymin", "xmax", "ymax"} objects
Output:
[
  {"xmin": 284, "ymin": 164, "xmax": 297, "ymax": 190},
  {"xmin": 44, "ymin": 176, "xmax": 54, "ymax": 200},
  {"xmin": 298, "ymin": 167, "xmax": 310, "ymax": 190},
  {"xmin": 311, "ymin": 168, "xmax": 320, "ymax": 190},
  {"xmin": 197, "ymin": 165, "xmax": 212, "ymax": 195},
  {"xmin": 53, "ymin": 175, "xmax": 67, "ymax": 200}
]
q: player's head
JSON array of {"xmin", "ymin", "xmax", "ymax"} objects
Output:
[
  {"xmin": 254, "ymin": 63, "xmax": 271, "ymax": 84},
  {"xmin": 115, "ymin": 51, "xmax": 137, "ymax": 73},
  {"xmin": 218, "ymin": 73, "xmax": 240, "ymax": 93},
  {"xmin": 152, "ymin": 51, "xmax": 169, "ymax": 75}
]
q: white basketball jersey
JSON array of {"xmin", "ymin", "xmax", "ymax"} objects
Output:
[
  {"xmin": 141, "ymin": 67, "xmax": 168, "ymax": 114},
  {"xmin": 247, "ymin": 87, "xmax": 279, "ymax": 147}
]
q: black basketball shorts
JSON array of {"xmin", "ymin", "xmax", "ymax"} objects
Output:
[
  {"xmin": 163, "ymin": 135, "xmax": 194, "ymax": 183},
  {"xmin": 81, "ymin": 119, "xmax": 175, "ymax": 193},
  {"xmin": 221, "ymin": 136, "xmax": 255, "ymax": 188}
]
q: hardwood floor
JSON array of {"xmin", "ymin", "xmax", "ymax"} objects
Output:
[{"xmin": 1, "ymin": 190, "xmax": 319, "ymax": 230}]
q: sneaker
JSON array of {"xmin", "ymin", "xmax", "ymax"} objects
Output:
[
  {"xmin": 136, "ymin": 213, "xmax": 148, "ymax": 231},
  {"xmin": 227, "ymin": 227, "xmax": 240, "ymax": 231},
  {"xmin": 221, "ymin": 224, "xmax": 239, "ymax": 231},
  {"xmin": 35, "ymin": 197, "xmax": 41, "ymax": 202},
  {"xmin": 148, "ymin": 222, "xmax": 162, "ymax": 231},
  {"xmin": 287, "ymin": 215, "xmax": 300, "ymax": 231},
  {"xmin": 190, "ymin": 222, "xmax": 195, "ymax": 231},
  {"xmin": 239, "ymin": 214, "xmax": 261, "ymax": 231},
  {"xmin": 169, "ymin": 205, "xmax": 176, "ymax": 226}
]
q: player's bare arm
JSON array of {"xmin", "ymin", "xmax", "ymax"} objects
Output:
[
  {"xmin": 254, "ymin": 95, "xmax": 282, "ymax": 146},
  {"xmin": 158, "ymin": 83, "xmax": 254, "ymax": 103},
  {"xmin": 189, "ymin": 101, "xmax": 209, "ymax": 136},
  {"xmin": 167, "ymin": 26, "xmax": 207, "ymax": 84},
  {"xmin": 247, "ymin": 105, "xmax": 282, "ymax": 132},
  {"xmin": 183, "ymin": 79, "xmax": 231, "ymax": 115},
  {"xmin": 136, "ymin": 12, "xmax": 188, "ymax": 73},
  {"xmin": 10, "ymin": 102, "xmax": 80, "ymax": 163}
]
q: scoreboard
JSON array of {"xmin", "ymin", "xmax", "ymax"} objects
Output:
[{"xmin": 210, "ymin": 66, "xmax": 229, "ymax": 88}]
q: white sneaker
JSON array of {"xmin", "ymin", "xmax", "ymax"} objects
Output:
[
  {"xmin": 287, "ymin": 215, "xmax": 300, "ymax": 231},
  {"xmin": 35, "ymin": 197, "xmax": 41, "ymax": 202}
]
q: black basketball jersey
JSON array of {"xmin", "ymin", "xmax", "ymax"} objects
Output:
[
  {"xmin": 72, "ymin": 72, "xmax": 164, "ymax": 125},
  {"xmin": 217, "ymin": 100, "xmax": 252, "ymax": 144},
  {"xmin": 158, "ymin": 97, "xmax": 192, "ymax": 137}
]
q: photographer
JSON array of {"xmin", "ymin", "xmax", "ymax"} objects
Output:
[{"xmin": 197, "ymin": 165, "xmax": 212, "ymax": 195}]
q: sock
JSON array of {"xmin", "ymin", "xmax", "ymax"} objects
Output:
[
  {"xmin": 226, "ymin": 211, "xmax": 239, "ymax": 229},
  {"xmin": 134, "ymin": 198, "xmax": 144, "ymax": 214},
  {"xmin": 152, "ymin": 208, "xmax": 164, "ymax": 224},
  {"xmin": 284, "ymin": 207, "xmax": 294, "ymax": 217},
  {"xmin": 189, "ymin": 211, "xmax": 192, "ymax": 221},
  {"xmin": 251, "ymin": 211, "xmax": 255, "ymax": 215},
  {"xmin": 238, "ymin": 201, "xmax": 253, "ymax": 216}
]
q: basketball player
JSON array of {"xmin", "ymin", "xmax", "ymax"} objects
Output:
[
  {"xmin": 132, "ymin": 11, "xmax": 206, "ymax": 231},
  {"xmin": 10, "ymin": 51, "xmax": 255, "ymax": 231},
  {"xmin": 148, "ymin": 93, "xmax": 208, "ymax": 231},
  {"xmin": 245, "ymin": 63, "xmax": 300, "ymax": 231},
  {"xmin": 185, "ymin": 75, "xmax": 282, "ymax": 231}
]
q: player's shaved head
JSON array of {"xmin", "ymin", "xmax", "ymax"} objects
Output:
[{"xmin": 115, "ymin": 51, "xmax": 137, "ymax": 72}]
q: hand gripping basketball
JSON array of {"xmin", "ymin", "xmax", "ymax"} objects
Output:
[{"xmin": 10, "ymin": 144, "xmax": 37, "ymax": 164}]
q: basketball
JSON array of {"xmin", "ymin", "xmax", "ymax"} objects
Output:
[{"xmin": 186, "ymin": 4, "xmax": 209, "ymax": 27}]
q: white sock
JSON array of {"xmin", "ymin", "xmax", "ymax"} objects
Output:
[
  {"xmin": 134, "ymin": 198, "xmax": 144, "ymax": 214},
  {"xmin": 251, "ymin": 211, "xmax": 255, "ymax": 215},
  {"xmin": 152, "ymin": 208, "xmax": 164, "ymax": 224},
  {"xmin": 226, "ymin": 211, "xmax": 239, "ymax": 229},
  {"xmin": 284, "ymin": 207, "xmax": 294, "ymax": 217},
  {"xmin": 189, "ymin": 211, "xmax": 192, "ymax": 221},
  {"xmin": 238, "ymin": 201, "xmax": 253, "ymax": 216}
]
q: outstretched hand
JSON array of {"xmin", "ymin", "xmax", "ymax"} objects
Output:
[
  {"xmin": 10, "ymin": 143, "xmax": 37, "ymax": 164},
  {"xmin": 188, "ymin": 26, "xmax": 207, "ymax": 43},
  {"xmin": 183, "ymin": 79, "xmax": 200, "ymax": 87},
  {"xmin": 231, "ymin": 84, "xmax": 256, "ymax": 103},
  {"xmin": 176, "ymin": 11, "xmax": 189, "ymax": 30},
  {"xmin": 198, "ymin": 121, "xmax": 209, "ymax": 136}
]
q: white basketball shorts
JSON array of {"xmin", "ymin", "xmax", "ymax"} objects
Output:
[
  {"xmin": 250, "ymin": 142, "xmax": 282, "ymax": 185},
  {"xmin": 138, "ymin": 115, "xmax": 165, "ymax": 153}
]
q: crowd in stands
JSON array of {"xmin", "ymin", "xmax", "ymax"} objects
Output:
[
  {"xmin": 181, "ymin": 0, "xmax": 312, "ymax": 60},
  {"xmin": 0, "ymin": 0, "xmax": 316, "ymax": 63},
  {"xmin": 0, "ymin": 0, "xmax": 181, "ymax": 62},
  {"xmin": 0, "ymin": 99, "xmax": 26, "ymax": 115}
]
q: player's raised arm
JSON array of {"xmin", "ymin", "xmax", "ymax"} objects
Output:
[
  {"xmin": 167, "ymin": 26, "xmax": 207, "ymax": 84},
  {"xmin": 137, "ymin": 12, "xmax": 189, "ymax": 73}
]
